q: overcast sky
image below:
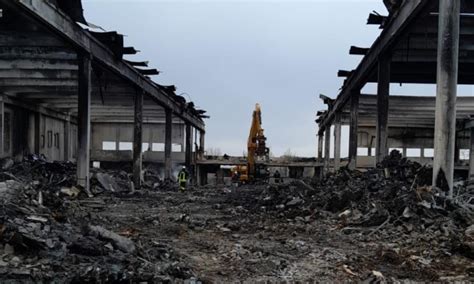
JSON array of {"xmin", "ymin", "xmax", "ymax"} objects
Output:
[{"xmin": 82, "ymin": 0, "xmax": 396, "ymax": 157}]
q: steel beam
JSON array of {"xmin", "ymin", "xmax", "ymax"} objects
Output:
[{"xmin": 433, "ymin": 0, "xmax": 461, "ymax": 197}]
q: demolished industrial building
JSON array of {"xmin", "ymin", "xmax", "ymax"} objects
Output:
[{"xmin": 0, "ymin": 0, "xmax": 472, "ymax": 282}]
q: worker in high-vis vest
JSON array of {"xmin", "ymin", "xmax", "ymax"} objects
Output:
[{"xmin": 178, "ymin": 166, "xmax": 189, "ymax": 191}]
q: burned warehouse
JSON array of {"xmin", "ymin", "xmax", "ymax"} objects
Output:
[{"xmin": 0, "ymin": 0, "xmax": 472, "ymax": 282}]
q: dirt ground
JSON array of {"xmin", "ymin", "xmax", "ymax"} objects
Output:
[{"xmin": 76, "ymin": 184, "xmax": 474, "ymax": 283}]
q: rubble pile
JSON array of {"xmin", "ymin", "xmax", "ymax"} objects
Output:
[
  {"xmin": 233, "ymin": 151, "xmax": 474, "ymax": 279},
  {"xmin": 0, "ymin": 157, "xmax": 196, "ymax": 282},
  {"xmin": 321, "ymin": 151, "xmax": 473, "ymax": 232}
]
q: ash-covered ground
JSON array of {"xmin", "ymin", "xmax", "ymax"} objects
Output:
[{"xmin": 0, "ymin": 153, "xmax": 473, "ymax": 282}]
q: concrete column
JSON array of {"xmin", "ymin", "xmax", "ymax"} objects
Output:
[
  {"xmin": 164, "ymin": 108, "xmax": 172, "ymax": 180},
  {"xmin": 199, "ymin": 131, "xmax": 205, "ymax": 159},
  {"xmin": 334, "ymin": 113, "xmax": 342, "ymax": 171},
  {"xmin": 324, "ymin": 127, "xmax": 331, "ymax": 175},
  {"xmin": 368, "ymin": 142, "xmax": 373, "ymax": 157},
  {"xmin": 376, "ymin": 54, "xmax": 391, "ymax": 165},
  {"xmin": 433, "ymin": 0, "xmax": 460, "ymax": 197},
  {"xmin": 185, "ymin": 123, "xmax": 192, "ymax": 169},
  {"xmin": 469, "ymin": 127, "xmax": 474, "ymax": 181},
  {"xmin": 454, "ymin": 135, "xmax": 460, "ymax": 164},
  {"xmin": 34, "ymin": 113, "xmax": 41, "ymax": 154},
  {"xmin": 133, "ymin": 90, "xmax": 144, "ymax": 188},
  {"xmin": 184, "ymin": 123, "xmax": 193, "ymax": 168},
  {"xmin": 0, "ymin": 97, "xmax": 4, "ymax": 158},
  {"xmin": 77, "ymin": 53, "xmax": 92, "ymax": 190},
  {"xmin": 64, "ymin": 115, "xmax": 71, "ymax": 161},
  {"xmin": 317, "ymin": 134, "xmax": 324, "ymax": 162},
  {"xmin": 348, "ymin": 91, "xmax": 359, "ymax": 170}
]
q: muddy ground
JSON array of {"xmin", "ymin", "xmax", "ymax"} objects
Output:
[{"xmin": 76, "ymin": 184, "xmax": 474, "ymax": 282}]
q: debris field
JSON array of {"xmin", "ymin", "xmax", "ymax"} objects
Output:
[{"xmin": 0, "ymin": 153, "xmax": 473, "ymax": 282}]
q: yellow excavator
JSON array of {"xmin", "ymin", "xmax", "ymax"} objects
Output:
[{"xmin": 232, "ymin": 103, "xmax": 270, "ymax": 183}]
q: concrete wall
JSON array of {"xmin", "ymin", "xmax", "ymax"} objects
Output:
[
  {"xmin": 91, "ymin": 122, "xmax": 187, "ymax": 163},
  {"xmin": 355, "ymin": 126, "xmax": 471, "ymax": 168},
  {"xmin": 0, "ymin": 100, "xmax": 191, "ymax": 164},
  {"xmin": 1, "ymin": 103, "xmax": 77, "ymax": 162}
]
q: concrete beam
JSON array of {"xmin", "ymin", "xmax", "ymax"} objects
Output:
[
  {"xmin": 433, "ymin": 0, "xmax": 461, "ymax": 197},
  {"xmin": 348, "ymin": 91, "xmax": 359, "ymax": 170},
  {"xmin": 317, "ymin": 0, "xmax": 429, "ymax": 134},
  {"xmin": 3, "ymin": 0, "xmax": 205, "ymax": 131},
  {"xmin": 375, "ymin": 54, "xmax": 391, "ymax": 165},
  {"xmin": 133, "ymin": 90, "xmax": 143, "ymax": 188},
  {"xmin": 76, "ymin": 53, "xmax": 92, "ymax": 191},
  {"xmin": 165, "ymin": 108, "xmax": 172, "ymax": 180}
]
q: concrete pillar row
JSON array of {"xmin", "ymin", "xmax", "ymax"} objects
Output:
[
  {"xmin": 77, "ymin": 52, "xmax": 92, "ymax": 191},
  {"xmin": 433, "ymin": 0, "xmax": 460, "ymax": 197}
]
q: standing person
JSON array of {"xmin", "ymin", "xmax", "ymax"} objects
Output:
[
  {"xmin": 274, "ymin": 170, "xmax": 282, "ymax": 184},
  {"xmin": 178, "ymin": 166, "xmax": 189, "ymax": 191}
]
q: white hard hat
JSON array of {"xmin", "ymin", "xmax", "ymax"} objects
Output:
[{"xmin": 182, "ymin": 166, "xmax": 186, "ymax": 169}]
